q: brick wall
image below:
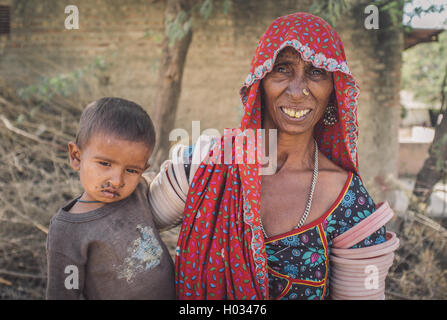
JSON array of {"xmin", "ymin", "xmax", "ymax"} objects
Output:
[
  {"xmin": 1, "ymin": 0, "xmax": 163, "ymax": 109},
  {"xmin": 0, "ymin": 0, "xmax": 314, "ymax": 135}
]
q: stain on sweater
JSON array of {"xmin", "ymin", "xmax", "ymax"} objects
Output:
[{"xmin": 115, "ymin": 224, "xmax": 162, "ymax": 283}]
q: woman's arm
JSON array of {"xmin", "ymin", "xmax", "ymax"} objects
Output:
[{"xmin": 145, "ymin": 135, "xmax": 218, "ymax": 231}]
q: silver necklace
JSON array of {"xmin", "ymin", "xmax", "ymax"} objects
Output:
[{"xmin": 260, "ymin": 139, "xmax": 319, "ymax": 238}]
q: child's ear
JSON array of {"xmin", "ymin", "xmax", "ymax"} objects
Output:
[{"xmin": 68, "ymin": 142, "xmax": 82, "ymax": 171}]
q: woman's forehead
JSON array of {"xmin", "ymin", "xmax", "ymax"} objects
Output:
[{"xmin": 275, "ymin": 47, "xmax": 306, "ymax": 64}]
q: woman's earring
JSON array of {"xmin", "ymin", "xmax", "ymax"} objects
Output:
[{"xmin": 322, "ymin": 102, "xmax": 338, "ymax": 126}]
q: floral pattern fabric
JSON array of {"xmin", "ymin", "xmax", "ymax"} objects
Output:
[{"xmin": 266, "ymin": 172, "xmax": 386, "ymax": 300}]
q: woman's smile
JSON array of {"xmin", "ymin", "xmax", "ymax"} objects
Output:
[{"xmin": 279, "ymin": 106, "xmax": 313, "ymax": 122}]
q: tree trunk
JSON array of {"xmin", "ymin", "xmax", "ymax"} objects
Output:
[
  {"xmin": 151, "ymin": 0, "xmax": 194, "ymax": 168},
  {"xmin": 410, "ymin": 66, "xmax": 447, "ymax": 212},
  {"xmin": 336, "ymin": 1, "xmax": 404, "ymax": 206}
]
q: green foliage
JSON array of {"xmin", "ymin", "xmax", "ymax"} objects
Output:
[
  {"xmin": 402, "ymin": 31, "xmax": 447, "ymax": 106},
  {"xmin": 401, "ymin": 103, "xmax": 407, "ymax": 120},
  {"xmin": 222, "ymin": 0, "xmax": 231, "ymax": 15},
  {"xmin": 402, "ymin": 28, "xmax": 447, "ymax": 175},
  {"xmin": 198, "ymin": 0, "xmax": 231, "ymax": 20},
  {"xmin": 144, "ymin": 30, "xmax": 163, "ymax": 44},
  {"xmin": 377, "ymin": 0, "xmax": 405, "ymax": 29},
  {"xmin": 200, "ymin": 0, "xmax": 213, "ymax": 21},
  {"xmin": 403, "ymin": 0, "xmax": 445, "ymax": 30},
  {"xmin": 166, "ymin": 9, "xmax": 192, "ymax": 46},
  {"xmin": 375, "ymin": 0, "xmax": 445, "ymax": 32},
  {"xmin": 165, "ymin": 0, "xmax": 231, "ymax": 46},
  {"xmin": 18, "ymin": 71, "xmax": 81, "ymax": 103},
  {"xmin": 309, "ymin": 0, "xmax": 353, "ymax": 26},
  {"xmin": 17, "ymin": 56, "xmax": 112, "ymax": 104}
]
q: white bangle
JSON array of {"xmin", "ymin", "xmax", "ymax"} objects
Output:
[
  {"xmin": 159, "ymin": 164, "xmax": 185, "ymax": 212},
  {"xmin": 166, "ymin": 159, "xmax": 187, "ymax": 202},
  {"xmin": 172, "ymin": 144, "xmax": 189, "ymax": 197},
  {"xmin": 152, "ymin": 171, "xmax": 181, "ymax": 224},
  {"xmin": 149, "ymin": 174, "xmax": 172, "ymax": 228}
]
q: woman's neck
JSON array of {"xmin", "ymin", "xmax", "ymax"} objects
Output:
[
  {"xmin": 276, "ymin": 131, "xmax": 315, "ymax": 172},
  {"xmin": 263, "ymin": 119, "xmax": 316, "ymax": 174}
]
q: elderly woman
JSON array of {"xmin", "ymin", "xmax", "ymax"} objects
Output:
[{"xmin": 150, "ymin": 12, "xmax": 396, "ymax": 300}]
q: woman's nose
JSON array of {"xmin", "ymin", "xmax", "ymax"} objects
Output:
[{"xmin": 287, "ymin": 74, "xmax": 307, "ymax": 99}]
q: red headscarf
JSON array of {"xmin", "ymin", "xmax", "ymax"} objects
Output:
[{"xmin": 175, "ymin": 12, "xmax": 360, "ymax": 300}]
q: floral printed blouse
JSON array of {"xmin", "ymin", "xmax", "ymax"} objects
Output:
[{"xmin": 265, "ymin": 171, "xmax": 386, "ymax": 300}]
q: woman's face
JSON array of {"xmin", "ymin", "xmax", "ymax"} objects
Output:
[{"xmin": 261, "ymin": 47, "xmax": 334, "ymax": 134}]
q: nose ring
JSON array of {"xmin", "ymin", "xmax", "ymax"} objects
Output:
[{"xmin": 303, "ymin": 88, "xmax": 310, "ymax": 96}]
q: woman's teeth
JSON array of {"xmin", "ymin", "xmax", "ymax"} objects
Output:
[{"xmin": 281, "ymin": 107, "xmax": 311, "ymax": 119}]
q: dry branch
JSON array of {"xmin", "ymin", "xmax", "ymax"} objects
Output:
[
  {"xmin": 0, "ymin": 277, "xmax": 12, "ymax": 286},
  {"xmin": 1, "ymin": 115, "xmax": 66, "ymax": 152},
  {"xmin": 0, "ymin": 269, "xmax": 45, "ymax": 279}
]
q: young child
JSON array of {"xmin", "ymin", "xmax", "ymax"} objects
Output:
[{"xmin": 46, "ymin": 97, "xmax": 175, "ymax": 299}]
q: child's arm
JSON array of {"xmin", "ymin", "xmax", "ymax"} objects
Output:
[{"xmin": 46, "ymin": 228, "xmax": 85, "ymax": 300}]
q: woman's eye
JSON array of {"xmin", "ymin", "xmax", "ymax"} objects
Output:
[
  {"xmin": 310, "ymin": 68, "xmax": 325, "ymax": 76},
  {"xmin": 273, "ymin": 64, "xmax": 289, "ymax": 73},
  {"xmin": 126, "ymin": 169, "xmax": 139, "ymax": 174},
  {"xmin": 99, "ymin": 161, "xmax": 110, "ymax": 167}
]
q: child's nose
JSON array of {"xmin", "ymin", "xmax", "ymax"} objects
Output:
[{"xmin": 109, "ymin": 171, "xmax": 124, "ymax": 188}]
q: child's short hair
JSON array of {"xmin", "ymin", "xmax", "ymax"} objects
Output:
[{"xmin": 76, "ymin": 97, "xmax": 156, "ymax": 150}]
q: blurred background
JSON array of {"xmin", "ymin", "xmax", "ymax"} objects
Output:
[{"xmin": 0, "ymin": 0, "xmax": 446, "ymax": 299}]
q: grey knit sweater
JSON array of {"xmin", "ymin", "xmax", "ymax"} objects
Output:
[{"xmin": 46, "ymin": 178, "xmax": 175, "ymax": 300}]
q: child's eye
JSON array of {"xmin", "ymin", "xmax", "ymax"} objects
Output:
[
  {"xmin": 99, "ymin": 161, "xmax": 111, "ymax": 167},
  {"xmin": 126, "ymin": 169, "xmax": 139, "ymax": 174}
]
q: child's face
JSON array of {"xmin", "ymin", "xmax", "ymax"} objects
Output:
[{"xmin": 68, "ymin": 133, "xmax": 151, "ymax": 203}]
